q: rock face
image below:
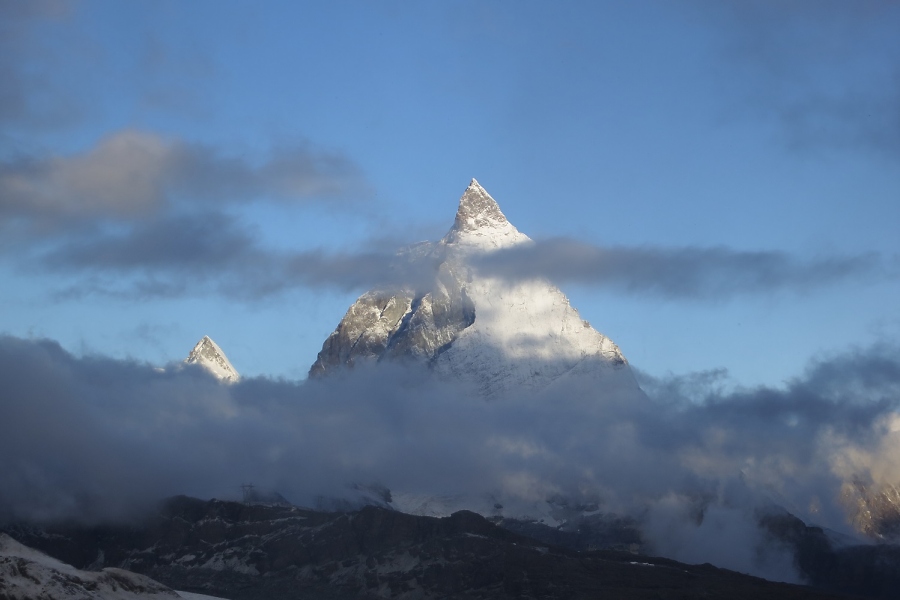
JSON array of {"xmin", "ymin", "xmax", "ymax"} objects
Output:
[
  {"xmin": 0, "ymin": 533, "xmax": 181, "ymax": 600},
  {"xmin": 841, "ymin": 479, "xmax": 900, "ymax": 540},
  {"xmin": 310, "ymin": 179, "xmax": 633, "ymax": 397},
  {"xmin": 185, "ymin": 336, "xmax": 240, "ymax": 383}
]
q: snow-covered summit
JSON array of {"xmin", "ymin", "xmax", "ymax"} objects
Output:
[
  {"xmin": 310, "ymin": 179, "xmax": 635, "ymax": 397},
  {"xmin": 451, "ymin": 178, "xmax": 509, "ymax": 232},
  {"xmin": 441, "ymin": 178, "xmax": 529, "ymax": 251},
  {"xmin": 185, "ymin": 336, "xmax": 240, "ymax": 383}
]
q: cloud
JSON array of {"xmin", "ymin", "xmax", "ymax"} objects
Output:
[
  {"xmin": 475, "ymin": 239, "xmax": 890, "ymax": 299},
  {"xmin": 776, "ymin": 81, "xmax": 900, "ymax": 158},
  {"xmin": 135, "ymin": 31, "xmax": 218, "ymax": 116},
  {"xmin": 699, "ymin": 0, "xmax": 900, "ymax": 158},
  {"xmin": 42, "ymin": 213, "xmax": 262, "ymax": 274},
  {"xmin": 642, "ymin": 493, "xmax": 799, "ymax": 583},
  {"xmin": 0, "ymin": 129, "xmax": 369, "ymax": 229},
  {"xmin": 0, "ymin": 0, "xmax": 77, "ymax": 129},
  {"xmin": 0, "ymin": 129, "xmax": 890, "ymax": 306},
  {"xmin": 28, "ymin": 227, "xmax": 894, "ymax": 302},
  {"xmin": 0, "ymin": 0, "xmax": 69, "ymax": 20},
  {"xmin": 34, "ymin": 212, "xmax": 430, "ymax": 300},
  {"xmin": 0, "ymin": 126, "xmax": 375, "ymax": 302},
  {"xmin": 1, "ymin": 335, "xmax": 898, "ymax": 548},
  {"xmin": 0, "ymin": 1, "xmax": 218, "ymax": 129}
]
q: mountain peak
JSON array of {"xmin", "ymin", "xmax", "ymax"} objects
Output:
[
  {"xmin": 451, "ymin": 179, "xmax": 508, "ymax": 233},
  {"xmin": 310, "ymin": 180, "xmax": 633, "ymax": 395},
  {"xmin": 185, "ymin": 335, "xmax": 240, "ymax": 382}
]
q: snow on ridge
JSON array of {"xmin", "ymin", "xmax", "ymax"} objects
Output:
[
  {"xmin": 431, "ymin": 272, "xmax": 630, "ymax": 397},
  {"xmin": 0, "ymin": 533, "xmax": 80, "ymax": 576},
  {"xmin": 0, "ymin": 533, "xmax": 183, "ymax": 600}
]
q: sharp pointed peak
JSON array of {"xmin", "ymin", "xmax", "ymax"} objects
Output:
[
  {"xmin": 452, "ymin": 178, "xmax": 508, "ymax": 233},
  {"xmin": 193, "ymin": 334, "xmax": 218, "ymax": 349},
  {"xmin": 186, "ymin": 335, "xmax": 240, "ymax": 382},
  {"xmin": 188, "ymin": 335, "xmax": 221, "ymax": 357}
]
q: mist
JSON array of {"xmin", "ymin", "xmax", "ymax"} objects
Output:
[{"xmin": 3, "ymin": 334, "xmax": 899, "ymax": 581}]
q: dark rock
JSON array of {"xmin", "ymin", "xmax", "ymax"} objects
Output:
[{"xmin": 3, "ymin": 496, "xmax": 853, "ymax": 600}]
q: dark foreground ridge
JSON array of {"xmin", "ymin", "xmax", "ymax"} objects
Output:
[{"xmin": 3, "ymin": 496, "xmax": 853, "ymax": 600}]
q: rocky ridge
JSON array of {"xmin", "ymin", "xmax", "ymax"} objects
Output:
[
  {"xmin": 2, "ymin": 496, "xmax": 856, "ymax": 600},
  {"xmin": 841, "ymin": 479, "xmax": 900, "ymax": 541}
]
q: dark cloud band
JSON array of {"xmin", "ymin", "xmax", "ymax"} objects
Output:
[
  {"xmin": 31, "ymin": 225, "xmax": 892, "ymax": 301},
  {"xmin": 475, "ymin": 239, "xmax": 889, "ymax": 299}
]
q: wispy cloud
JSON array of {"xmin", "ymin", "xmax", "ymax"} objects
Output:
[
  {"xmin": 698, "ymin": 0, "xmax": 900, "ymax": 158},
  {"xmin": 0, "ymin": 0, "xmax": 76, "ymax": 129},
  {"xmin": 0, "ymin": 1, "xmax": 217, "ymax": 129},
  {"xmin": 40, "ymin": 212, "xmax": 263, "ymax": 285},
  {"xmin": 0, "ymin": 129, "xmax": 368, "ymax": 230},
  {"xmin": 0, "ymin": 125, "xmax": 377, "ymax": 300},
  {"xmin": 476, "ymin": 239, "xmax": 891, "ymax": 299},
  {"xmin": 30, "ymin": 227, "xmax": 894, "ymax": 302},
  {"xmin": 135, "ymin": 31, "xmax": 218, "ymax": 116},
  {"xmin": 36, "ymin": 212, "xmax": 428, "ymax": 300}
]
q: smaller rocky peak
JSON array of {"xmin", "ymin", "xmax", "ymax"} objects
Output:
[
  {"xmin": 451, "ymin": 179, "xmax": 509, "ymax": 233},
  {"xmin": 185, "ymin": 335, "xmax": 240, "ymax": 383}
]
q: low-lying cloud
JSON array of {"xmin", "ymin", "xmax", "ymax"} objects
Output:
[{"xmin": 2, "ymin": 334, "xmax": 899, "ymax": 580}]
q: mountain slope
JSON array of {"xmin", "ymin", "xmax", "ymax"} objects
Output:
[
  {"xmin": 310, "ymin": 179, "xmax": 634, "ymax": 397},
  {"xmin": 3, "ymin": 497, "xmax": 853, "ymax": 600},
  {"xmin": 841, "ymin": 479, "xmax": 900, "ymax": 541},
  {"xmin": 0, "ymin": 533, "xmax": 182, "ymax": 600}
]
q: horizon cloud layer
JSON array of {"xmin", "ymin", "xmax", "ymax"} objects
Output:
[{"xmin": 2, "ymin": 333, "xmax": 900, "ymax": 580}]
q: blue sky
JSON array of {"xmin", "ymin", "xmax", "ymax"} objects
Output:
[{"xmin": 1, "ymin": 0, "xmax": 898, "ymax": 386}]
